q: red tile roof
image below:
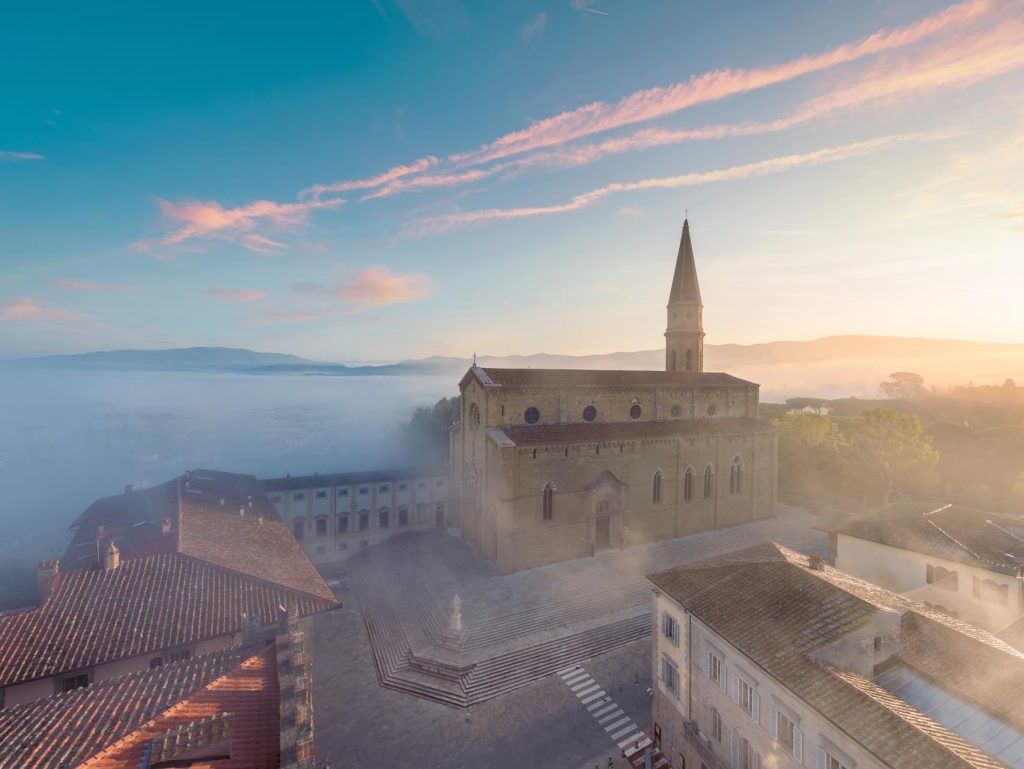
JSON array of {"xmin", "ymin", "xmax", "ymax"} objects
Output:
[
  {"xmin": 79, "ymin": 645, "xmax": 281, "ymax": 769},
  {"xmin": 62, "ymin": 468, "xmax": 335, "ymax": 603},
  {"xmin": 648, "ymin": 542, "xmax": 1024, "ymax": 769},
  {"xmin": 499, "ymin": 416, "xmax": 772, "ymax": 446},
  {"xmin": 0, "ymin": 648, "xmax": 247, "ymax": 769},
  {"xmin": 0, "ymin": 553, "xmax": 335, "ymax": 689},
  {"xmin": 468, "ymin": 367, "xmax": 756, "ymax": 389}
]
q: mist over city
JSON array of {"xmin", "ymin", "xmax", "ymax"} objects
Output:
[{"xmin": 1, "ymin": 2, "xmax": 1023, "ymax": 768}]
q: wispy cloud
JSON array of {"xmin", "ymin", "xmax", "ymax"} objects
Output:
[
  {"xmin": 259, "ymin": 310, "xmax": 318, "ymax": 323},
  {"xmin": 401, "ymin": 131, "xmax": 955, "ymax": 239},
  {"xmin": 571, "ymin": 0, "xmax": 607, "ymax": 16},
  {"xmin": 521, "ymin": 11, "xmax": 548, "ymax": 40},
  {"xmin": 134, "ymin": 197, "xmax": 345, "ymax": 253},
  {"xmin": 304, "ymin": 0, "xmax": 999, "ymax": 204},
  {"xmin": 0, "ymin": 151, "xmax": 44, "ymax": 161},
  {"xmin": 47, "ymin": 278, "xmax": 141, "ymax": 292},
  {"xmin": 0, "ymin": 297, "xmax": 78, "ymax": 322},
  {"xmin": 335, "ymin": 266, "xmax": 433, "ymax": 307},
  {"xmin": 207, "ymin": 287, "xmax": 270, "ymax": 302}
]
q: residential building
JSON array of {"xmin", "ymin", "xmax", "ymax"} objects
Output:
[
  {"xmin": 0, "ymin": 469, "xmax": 337, "ymax": 708},
  {"xmin": 262, "ymin": 466, "xmax": 449, "ymax": 565},
  {"xmin": 648, "ymin": 541, "xmax": 1024, "ymax": 769},
  {"xmin": 823, "ymin": 503, "xmax": 1024, "ymax": 631},
  {"xmin": 449, "ymin": 219, "xmax": 777, "ymax": 574}
]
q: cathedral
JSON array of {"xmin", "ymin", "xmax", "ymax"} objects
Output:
[{"xmin": 449, "ymin": 220, "xmax": 778, "ymax": 573}]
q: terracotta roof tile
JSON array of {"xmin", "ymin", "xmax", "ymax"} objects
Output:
[
  {"xmin": 262, "ymin": 466, "xmax": 445, "ymax": 491},
  {"xmin": 500, "ymin": 417, "xmax": 772, "ymax": 446},
  {"xmin": 475, "ymin": 367, "xmax": 756, "ymax": 388},
  {"xmin": 648, "ymin": 542, "xmax": 1024, "ymax": 769},
  {"xmin": 78, "ymin": 645, "xmax": 280, "ymax": 769},
  {"xmin": 0, "ymin": 648, "xmax": 247, "ymax": 769},
  {"xmin": 821, "ymin": 503, "xmax": 1024, "ymax": 576},
  {"xmin": 0, "ymin": 553, "xmax": 334, "ymax": 689}
]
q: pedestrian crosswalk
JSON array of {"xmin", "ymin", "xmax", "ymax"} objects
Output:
[{"xmin": 557, "ymin": 663, "xmax": 653, "ymax": 756}]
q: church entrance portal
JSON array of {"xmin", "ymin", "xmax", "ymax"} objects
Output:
[{"xmin": 595, "ymin": 515, "xmax": 611, "ymax": 551}]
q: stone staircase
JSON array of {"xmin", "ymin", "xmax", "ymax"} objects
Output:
[{"xmin": 349, "ymin": 563, "xmax": 652, "ymax": 708}]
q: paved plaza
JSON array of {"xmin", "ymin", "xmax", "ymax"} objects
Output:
[{"xmin": 313, "ymin": 504, "xmax": 828, "ymax": 767}]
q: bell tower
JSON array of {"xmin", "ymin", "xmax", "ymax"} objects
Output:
[{"xmin": 665, "ymin": 218, "xmax": 704, "ymax": 372}]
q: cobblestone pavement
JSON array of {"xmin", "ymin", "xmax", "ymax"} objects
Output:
[{"xmin": 313, "ymin": 505, "xmax": 828, "ymax": 767}]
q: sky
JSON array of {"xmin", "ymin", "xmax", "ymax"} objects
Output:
[{"xmin": 1, "ymin": 0, "xmax": 1023, "ymax": 362}]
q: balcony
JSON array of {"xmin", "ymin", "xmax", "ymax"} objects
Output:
[{"xmin": 684, "ymin": 720, "xmax": 729, "ymax": 769}]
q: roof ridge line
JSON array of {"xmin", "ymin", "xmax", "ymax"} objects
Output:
[{"xmin": 173, "ymin": 551, "xmax": 337, "ymax": 606}]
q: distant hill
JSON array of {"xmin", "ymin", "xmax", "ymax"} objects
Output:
[
  {"xmin": 6, "ymin": 346, "xmax": 324, "ymax": 371},
  {"xmin": 7, "ymin": 336, "xmax": 1023, "ymax": 400}
]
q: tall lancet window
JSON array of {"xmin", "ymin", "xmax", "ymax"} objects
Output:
[
  {"xmin": 669, "ymin": 350, "xmax": 677, "ymax": 372},
  {"xmin": 542, "ymin": 482, "xmax": 555, "ymax": 521},
  {"xmin": 704, "ymin": 465, "xmax": 715, "ymax": 499},
  {"xmin": 683, "ymin": 467, "xmax": 694, "ymax": 502},
  {"xmin": 730, "ymin": 456, "xmax": 744, "ymax": 494},
  {"xmin": 653, "ymin": 471, "xmax": 663, "ymax": 504},
  {"xmin": 685, "ymin": 349, "xmax": 693, "ymax": 372}
]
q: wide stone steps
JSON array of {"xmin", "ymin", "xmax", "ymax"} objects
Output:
[
  {"xmin": 392, "ymin": 564, "xmax": 448, "ymax": 641},
  {"xmin": 464, "ymin": 612, "xmax": 652, "ymax": 703},
  {"xmin": 463, "ymin": 582, "xmax": 650, "ymax": 649}
]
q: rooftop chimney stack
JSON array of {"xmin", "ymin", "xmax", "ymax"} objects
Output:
[
  {"xmin": 124, "ymin": 484, "xmax": 133, "ymax": 494},
  {"xmin": 37, "ymin": 560, "xmax": 60, "ymax": 603},
  {"xmin": 104, "ymin": 541, "xmax": 121, "ymax": 571},
  {"xmin": 161, "ymin": 517, "xmax": 172, "ymax": 535},
  {"xmin": 808, "ymin": 555, "xmax": 827, "ymax": 572}
]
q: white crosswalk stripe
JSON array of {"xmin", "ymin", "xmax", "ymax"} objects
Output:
[{"xmin": 559, "ymin": 664, "xmax": 648, "ymax": 756}]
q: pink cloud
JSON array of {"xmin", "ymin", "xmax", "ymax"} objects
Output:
[
  {"xmin": 0, "ymin": 151, "xmax": 44, "ymax": 161},
  {"xmin": 301, "ymin": 156, "xmax": 440, "ymax": 200},
  {"xmin": 260, "ymin": 310, "xmax": 318, "ymax": 322},
  {"xmin": 46, "ymin": 278, "xmax": 141, "ymax": 292},
  {"xmin": 0, "ymin": 297, "xmax": 78, "ymax": 322},
  {"xmin": 207, "ymin": 288, "xmax": 270, "ymax": 302},
  {"xmin": 401, "ymin": 131, "xmax": 953, "ymax": 239},
  {"xmin": 134, "ymin": 196, "xmax": 345, "ymax": 252},
  {"xmin": 306, "ymin": 0, "xmax": 1003, "ymax": 204},
  {"xmin": 445, "ymin": 0, "xmax": 991, "ymax": 168},
  {"xmin": 335, "ymin": 266, "xmax": 433, "ymax": 307}
]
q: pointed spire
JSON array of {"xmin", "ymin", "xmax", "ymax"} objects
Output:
[{"xmin": 668, "ymin": 218, "xmax": 701, "ymax": 304}]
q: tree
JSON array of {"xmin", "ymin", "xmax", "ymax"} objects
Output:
[
  {"xmin": 842, "ymin": 408, "xmax": 938, "ymax": 507},
  {"xmin": 773, "ymin": 413, "xmax": 847, "ymax": 501},
  {"xmin": 400, "ymin": 396, "xmax": 460, "ymax": 465},
  {"xmin": 784, "ymin": 397, "xmax": 831, "ymax": 415},
  {"xmin": 880, "ymin": 372, "xmax": 926, "ymax": 400}
]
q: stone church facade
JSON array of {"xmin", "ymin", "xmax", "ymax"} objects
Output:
[{"xmin": 449, "ymin": 220, "xmax": 777, "ymax": 573}]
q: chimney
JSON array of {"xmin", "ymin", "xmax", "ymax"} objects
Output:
[
  {"xmin": 239, "ymin": 507, "xmax": 245, "ymax": 517},
  {"xmin": 37, "ymin": 560, "xmax": 60, "ymax": 603},
  {"xmin": 124, "ymin": 483, "xmax": 133, "ymax": 495},
  {"xmin": 808, "ymin": 555, "xmax": 827, "ymax": 572},
  {"xmin": 219, "ymin": 498, "xmax": 225, "ymax": 507},
  {"xmin": 161, "ymin": 517, "xmax": 172, "ymax": 535},
  {"xmin": 257, "ymin": 515, "xmax": 264, "ymax": 525},
  {"xmin": 104, "ymin": 541, "xmax": 121, "ymax": 571}
]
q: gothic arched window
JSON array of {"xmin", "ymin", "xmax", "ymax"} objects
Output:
[
  {"xmin": 683, "ymin": 466, "xmax": 694, "ymax": 502},
  {"xmin": 542, "ymin": 482, "xmax": 555, "ymax": 521},
  {"xmin": 685, "ymin": 349, "xmax": 693, "ymax": 371},
  {"xmin": 730, "ymin": 456, "xmax": 744, "ymax": 494},
  {"xmin": 704, "ymin": 465, "xmax": 714, "ymax": 499},
  {"xmin": 669, "ymin": 350, "xmax": 677, "ymax": 371},
  {"xmin": 653, "ymin": 471, "xmax": 663, "ymax": 504}
]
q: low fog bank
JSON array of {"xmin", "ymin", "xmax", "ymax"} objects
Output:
[{"xmin": 0, "ymin": 369, "xmax": 454, "ymax": 593}]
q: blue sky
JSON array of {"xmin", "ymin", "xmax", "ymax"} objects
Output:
[{"xmin": 1, "ymin": 0, "xmax": 1022, "ymax": 361}]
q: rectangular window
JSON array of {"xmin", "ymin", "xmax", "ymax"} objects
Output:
[
  {"xmin": 338, "ymin": 488, "xmax": 349, "ymax": 497},
  {"xmin": 732, "ymin": 673, "xmax": 760, "ymax": 722},
  {"xmin": 292, "ymin": 519, "xmax": 305, "ymax": 540},
  {"xmin": 293, "ymin": 492, "xmax": 305, "ymax": 502},
  {"xmin": 435, "ymin": 479, "xmax": 444, "ymax": 487},
  {"xmin": 399, "ymin": 482, "xmax": 408, "ymax": 491},
  {"xmin": 60, "ymin": 672, "xmax": 90, "ymax": 693},
  {"xmin": 379, "ymin": 510, "xmax": 390, "ymax": 528},
  {"xmin": 338, "ymin": 515, "xmax": 349, "ymax": 533},
  {"xmin": 660, "ymin": 613, "xmax": 680, "ymax": 646},
  {"xmin": 270, "ymin": 494, "xmax": 282, "ymax": 504},
  {"xmin": 316, "ymin": 517, "xmax": 327, "ymax": 536},
  {"xmin": 399, "ymin": 508, "xmax": 409, "ymax": 526},
  {"xmin": 379, "ymin": 484, "xmax": 390, "ymax": 493},
  {"xmin": 702, "ymin": 648, "xmax": 726, "ymax": 692},
  {"xmin": 710, "ymin": 707, "xmax": 722, "ymax": 743},
  {"xmin": 169, "ymin": 647, "xmax": 193, "ymax": 663},
  {"xmin": 973, "ymin": 576, "xmax": 1009, "ymax": 604},
  {"xmin": 316, "ymin": 490, "xmax": 327, "ymax": 499},
  {"xmin": 770, "ymin": 706, "xmax": 803, "ymax": 761},
  {"xmin": 818, "ymin": 748, "xmax": 850, "ymax": 769},
  {"xmin": 359, "ymin": 487, "xmax": 369, "ymax": 496},
  {"xmin": 358, "ymin": 514, "xmax": 369, "ymax": 531},
  {"xmin": 660, "ymin": 657, "xmax": 679, "ymax": 698}
]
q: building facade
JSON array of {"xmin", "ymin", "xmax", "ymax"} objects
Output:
[
  {"xmin": 449, "ymin": 220, "xmax": 777, "ymax": 573},
  {"xmin": 825, "ymin": 503, "xmax": 1024, "ymax": 632},
  {"xmin": 649, "ymin": 542, "xmax": 1024, "ymax": 769},
  {"xmin": 262, "ymin": 467, "xmax": 449, "ymax": 566}
]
